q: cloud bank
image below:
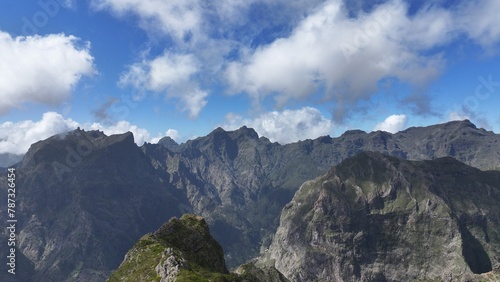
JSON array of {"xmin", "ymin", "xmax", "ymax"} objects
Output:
[
  {"xmin": 93, "ymin": 0, "xmax": 500, "ymax": 121},
  {"xmin": 373, "ymin": 114, "xmax": 408, "ymax": 133},
  {"xmin": 119, "ymin": 52, "xmax": 207, "ymax": 118},
  {"xmin": 0, "ymin": 32, "xmax": 95, "ymax": 115}
]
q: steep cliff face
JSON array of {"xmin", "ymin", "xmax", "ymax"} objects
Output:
[
  {"xmin": 107, "ymin": 214, "xmax": 289, "ymax": 282},
  {"xmin": 2, "ymin": 129, "xmax": 185, "ymax": 281},
  {"xmin": 142, "ymin": 120, "xmax": 500, "ymax": 267},
  {"xmin": 142, "ymin": 126, "xmax": 303, "ymax": 267},
  {"xmin": 265, "ymin": 152, "xmax": 500, "ymax": 281}
]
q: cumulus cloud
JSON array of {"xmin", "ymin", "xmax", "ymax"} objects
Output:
[
  {"xmin": 120, "ymin": 53, "xmax": 198, "ymax": 90},
  {"xmin": 222, "ymin": 107, "xmax": 333, "ymax": 144},
  {"xmin": 225, "ymin": 1, "xmax": 448, "ymax": 120},
  {"xmin": 0, "ymin": 112, "xmax": 78, "ymax": 154},
  {"xmin": 90, "ymin": 0, "xmax": 203, "ymax": 43},
  {"xmin": 92, "ymin": 0, "xmax": 500, "ymax": 122},
  {"xmin": 0, "ymin": 112, "xmax": 178, "ymax": 154},
  {"xmin": 91, "ymin": 0, "xmax": 323, "ymax": 44},
  {"xmin": 373, "ymin": 114, "xmax": 408, "ymax": 133},
  {"xmin": 91, "ymin": 0, "xmax": 329, "ymax": 120},
  {"xmin": 225, "ymin": 0, "xmax": 500, "ymax": 121},
  {"xmin": 120, "ymin": 52, "xmax": 208, "ymax": 118},
  {"xmin": 0, "ymin": 32, "xmax": 95, "ymax": 115},
  {"xmin": 457, "ymin": 0, "xmax": 500, "ymax": 47}
]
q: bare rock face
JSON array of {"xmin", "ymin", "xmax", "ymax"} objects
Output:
[
  {"xmin": 2, "ymin": 120, "xmax": 500, "ymax": 281},
  {"xmin": 140, "ymin": 120, "xmax": 500, "ymax": 268},
  {"xmin": 107, "ymin": 214, "xmax": 289, "ymax": 282},
  {"xmin": 265, "ymin": 152, "xmax": 500, "ymax": 282},
  {"xmin": 107, "ymin": 214, "xmax": 228, "ymax": 282},
  {"xmin": 2, "ymin": 129, "xmax": 185, "ymax": 281}
]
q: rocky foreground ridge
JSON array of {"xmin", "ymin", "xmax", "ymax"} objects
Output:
[{"xmin": 107, "ymin": 214, "xmax": 289, "ymax": 282}]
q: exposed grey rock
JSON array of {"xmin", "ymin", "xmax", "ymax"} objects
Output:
[
  {"xmin": 108, "ymin": 214, "xmax": 288, "ymax": 282},
  {"xmin": 2, "ymin": 120, "xmax": 500, "ymax": 281},
  {"xmin": 264, "ymin": 152, "xmax": 500, "ymax": 282},
  {"xmin": 155, "ymin": 248, "xmax": 186, "ymax": 282},
  {"xmin": 141, "ymin": 120, "xmax": 500, "ymax": 267},
  {"xmin": 1, "ymin": 129, "xmax": 185, "ymax": 281}
]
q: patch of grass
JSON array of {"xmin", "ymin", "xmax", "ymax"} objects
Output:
[
  {"xmin": 176, "ymin": 268, "xmax": 241, "ymax": 282},
  {"xmin": 107, "ymin": 235, "xmax": 164, "ymax": 282}
]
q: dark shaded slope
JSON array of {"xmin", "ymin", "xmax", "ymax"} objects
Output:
[
  {"xmin": 142, "ymin": 120, "xmax": 500, "ymax": 267},
  {"xmin": 266, "ymin": 152, "xmax": 500, "ymax": 281},
  {"xmin": 3, "ymin": 129, "xmax": 186, "ymax": 281},
  {"xmin": 107, "ymin": 214, "xmax": 289, "ymax": 282}
]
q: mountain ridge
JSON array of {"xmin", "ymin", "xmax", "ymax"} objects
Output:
[
  {"xmin": 2, "ymin": 119, "xmax": 500, "ymax": 281},
  {"xmin": 263, "ymin": 151, "xmax": 500, "ymax": 281}
]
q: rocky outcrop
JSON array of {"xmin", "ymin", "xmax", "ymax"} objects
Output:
[
  {"xmin": 264, "ymin": 152, "xmax": 500, "ymax": 281},
  {"xmin": 108, "ymin": 214, "xmax": 288, "ymax": 282}
]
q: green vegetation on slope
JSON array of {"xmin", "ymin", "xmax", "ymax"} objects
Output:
[{"xmin": 108, "ymin": 214, "xmax": 288, "ymax": 282}]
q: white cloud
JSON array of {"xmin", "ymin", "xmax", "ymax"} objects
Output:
[
  {"xmin": 225, "ymin": 0, "xmax": 500, "ymax": 120},
  {"xmin": 92, "ymin": 0, "xmax": 500, "ymax": 123},
  {"xmin": 91, "ymin": 0, "xmax": 322, "ymax": 43},
  {"xmin": 180, "ymin": 89, "xmax": 208, "ymax": 119},
  {"xmin": 222, "ymin": 107, "xmax": 333, "ymax": 144},
  {"xmin": 373, "ymin": 114, "xmax": 408, "ymax": 133},
  {"xmin": 120, "ymin": 53, "xmax": 198, "ymax": 90},
  {"xmin": 120, "ymin": 52, "xmax": 208, "ymax": 118},
  {"xmin": 447, "ymin": 111, "xmax": 470, "ymax": 122},
  {"xmin": 0, "ymin": 32, "xmax": 95, "ymax": 115},
  {"xmin": 0, "ymin": 112, "xmax": 78, "ymax": 154},
  {"xmin": 225, "ymin": 1, "xmax": 448, "ymax": 118},
  {"xmin": 90, "ymin": 0, "xmax": 203, "ymax": 43},
  {"xmin": 457, "ymin": 0, "xmax": 500, "ymax": 47}
]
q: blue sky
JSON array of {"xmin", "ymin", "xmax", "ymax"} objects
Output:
[{"xmin": 1, "ymin": 0, "xmax": 499, "ymax": 155}]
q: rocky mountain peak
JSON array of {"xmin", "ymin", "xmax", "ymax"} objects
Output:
[
  {"xmin": 340, "ymin": 129, "xmax": 367, "ymax": 137},
  {"xmin": 154, "ymin": 214, "xmax": 228, "ymax": 274},
  {"xmin": 454, "ymin": 118, "xmax": 477, "ymax": 128},
  {"xmin": 108, "ymin": 214, "xmax": 229, "ymax": 281},
  {"xmin": 206, "ymin": 126, "xmax": 260, "ymax": 142},
  {"xmin": 265, "ymin": 152, "xmax": 500, "ymax": 282},
  {"xmin": 108, "ymin": 214, "xmax": 290, "ymax": 282},
  {"xmin": 230, "ymin": 126, "xmax": 260, "ymax": 140},
  {"xmin": 157, "ymin": 136, "xmax": 179, "ymax": 150}
]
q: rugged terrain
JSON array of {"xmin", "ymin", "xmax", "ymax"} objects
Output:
[
  {"xmin": 0, "ymin": 130, "xmax": 187, "ymax": 281},
  {"xmin": 107, "ymin": 214, "xmax": 289, "ymax": 282},
  {"xmin": 1, "ymin": 119, "xmax": 499, "ymax": 281},
  {"xmin": 263, "ymin": 152, "xmax": 500, "ymax": 281},
  {"xmin": 142, "ymin": 119, "xmax": 500, "ymax": 267}
]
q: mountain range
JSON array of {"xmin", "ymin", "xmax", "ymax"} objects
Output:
[{"xmin": 1, "ymin": 119, "xmax": 499, "ymax": 281}]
